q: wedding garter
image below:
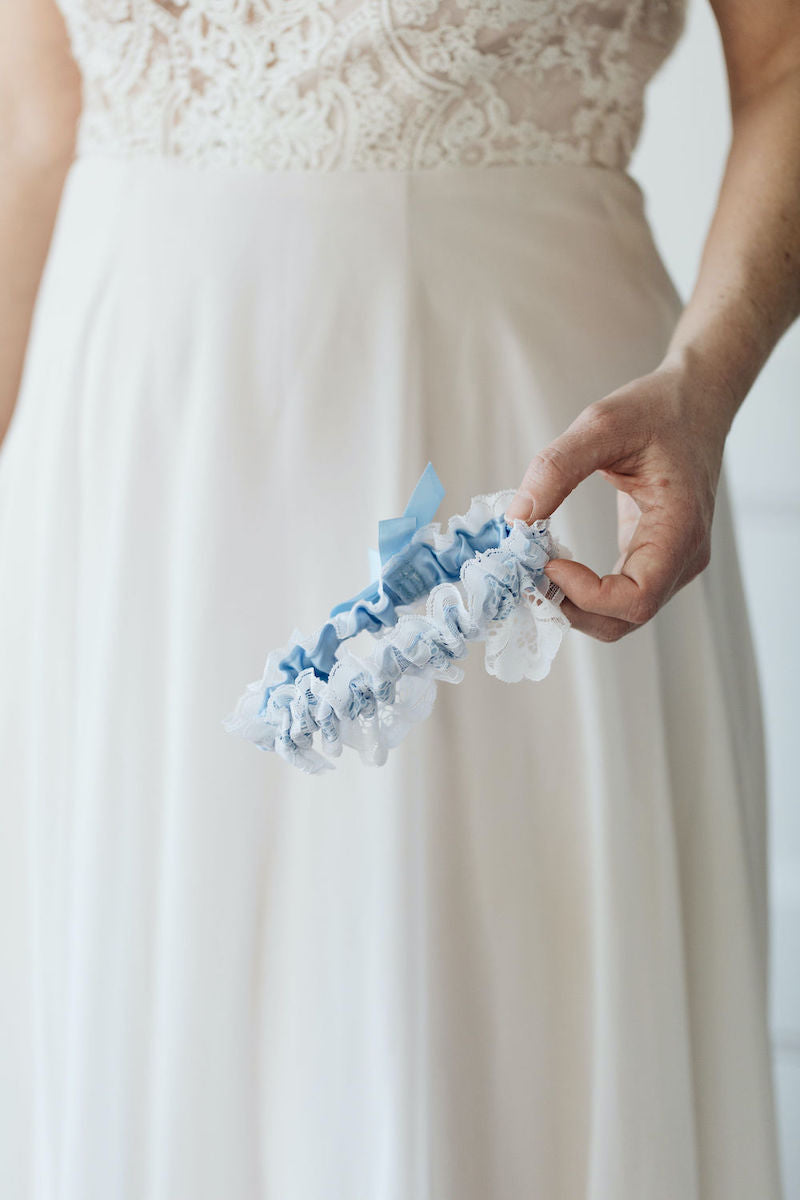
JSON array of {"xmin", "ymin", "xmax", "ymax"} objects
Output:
[{"xmin": 222, "ymin": 462, "xmax": 572, "ymax": 774}]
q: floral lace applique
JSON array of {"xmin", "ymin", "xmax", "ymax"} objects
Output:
[{"xmin": 56, "ymin": 0, "xmax": 688, "ymax": 171}]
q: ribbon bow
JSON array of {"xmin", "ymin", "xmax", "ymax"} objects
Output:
[{"xmin": 329, "ymin": 461, "xmax": 446, "ymax": 617}]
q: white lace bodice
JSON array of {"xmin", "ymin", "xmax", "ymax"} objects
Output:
[{"xmin": 56, "ymin": 0, "xmax": 687, "ymax": 172}]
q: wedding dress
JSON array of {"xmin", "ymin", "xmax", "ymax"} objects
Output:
[{"xmin": 0, "ymin": 1, "xmax": 784, "ymax": 1197}]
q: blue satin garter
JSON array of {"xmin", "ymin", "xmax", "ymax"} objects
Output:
[{"xmin": 222, "ymin": 462, "xmax": 571, "ymax": 775}]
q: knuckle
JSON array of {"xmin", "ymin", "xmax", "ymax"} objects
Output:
[
  {"xmin": 682, "ymin": 529, "xmax": 712, "ymax": 582},
  {"xmin": 685, "ymin": 521, "xmax": 706, "ymax": 556},
  {"xmin": 627, "ymin": 592, "xmax": 659, "ymax": 625},
  {"xmin": 529, "ymin": 443, "xmax": 571, "ymax": 484},
  {"xmin": 596, "ymin": 621, "xmax": 626, "ymax": 643},
  {"xmin": 695, "ymin": 541, "xmax": 712, "ymax": 574},
  {"xmin": 581, "ymin": 399, "xmax": 619, "ymax": 436}
]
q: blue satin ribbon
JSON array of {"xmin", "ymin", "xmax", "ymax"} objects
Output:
[
  {"xmin": 329, "ymin": 461, "xmax": 446, "ymax": 618},
  {"xmin": 258, "ymin": 462, "xmax": 513, "ymax": 712}
]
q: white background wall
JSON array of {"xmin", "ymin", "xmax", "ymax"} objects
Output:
[{"xmin": 629, "ymin": 0, "xmax": 800, "ymax": 1193}]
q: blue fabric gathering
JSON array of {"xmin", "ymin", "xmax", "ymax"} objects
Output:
[{"xmin": 257, "ymin": 461, "xmax": 552, "ymax": 714}]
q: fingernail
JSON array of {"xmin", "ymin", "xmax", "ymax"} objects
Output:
[{"xmin": 505, "ymin": 489, "xmax": 535, "ymax": 523}]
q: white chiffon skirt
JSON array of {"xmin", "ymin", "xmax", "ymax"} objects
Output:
[{"xmin": 0, "ymin": 155, "xmax": 783, "ymax": 1199}]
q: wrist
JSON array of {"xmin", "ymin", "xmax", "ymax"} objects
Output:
[{"xmin": 657, "ymin": 342, "xmax": 744, "ymax": 438}]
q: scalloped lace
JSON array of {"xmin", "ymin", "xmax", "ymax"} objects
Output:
[
  {"xmin": 222, "ymin": 488, "xmax": 572, "ymax": 774},
  {"xmin": 56, "ymin": 0, "xmax": 687, "ymax": 172}
]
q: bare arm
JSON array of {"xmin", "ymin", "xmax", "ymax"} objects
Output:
[
  {"xmin": 663, "ymin": 0, "xmax": 800, "ymax": 417},
  {"xmin": 506, "ymin": 0, "xmax": 800, "ymax": 641},
  {"xmin": 0, "ymin": 0, "xmax": 81, "ymax": 450}
]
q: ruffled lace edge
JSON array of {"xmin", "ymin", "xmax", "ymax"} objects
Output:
[{"xmin": 222, "ymin": 488, "xmax": 572, "ymax": 774}]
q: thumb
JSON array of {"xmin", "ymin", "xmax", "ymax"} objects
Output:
[{"xmin": 506, "ymin": 408, "xmax": 617, "ymax": 521}]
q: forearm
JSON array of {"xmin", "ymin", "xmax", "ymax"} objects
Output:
[
  {"xmin": 0, "ymin": 149, "xmax": 74, "ymax": 449},
  {"xmin": 661, "ymin": 63, "xmax": 800, "ymax": 431}
]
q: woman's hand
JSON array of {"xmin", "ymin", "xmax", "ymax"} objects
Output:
[
  {"xmin": 517, "ymin": 0, "xmax": 800, "ymax": 645},
  {"xmin": 505, "ymin": 358, "xmax": 734, "ymax": 642},
  {"xmin": 503, "ymin": 0, "xmax": 800, "ymax": 644}
]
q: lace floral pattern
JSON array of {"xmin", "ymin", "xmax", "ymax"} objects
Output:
[
  {"xmin": 222, "ymin": 489, "xmax": 572, "ymax": 774},
  {"xmin": 57, "ymin": 0, "xmax": 688, "ymax": 172}
]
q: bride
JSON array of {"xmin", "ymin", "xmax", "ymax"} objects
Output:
[{"xmin": 1, "ymin": 1, "xmax": 796, "ymax": 1196}]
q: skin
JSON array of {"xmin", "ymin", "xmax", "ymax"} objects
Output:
[
  {"xmin": 0, "ymin": 0, "xmax": 81, "ymax": 448},
  {"xmin": 507, "ymin": 0, "xmax": 800, "ymax": 641},
  {"xmin": 1, "ymin": 2, "xmax": 798, "ymax": 645}
]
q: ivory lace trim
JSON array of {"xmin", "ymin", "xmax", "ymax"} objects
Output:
[{"xmin": 222, "ymin": 489, "xmax": 571, "ymax": 774}]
